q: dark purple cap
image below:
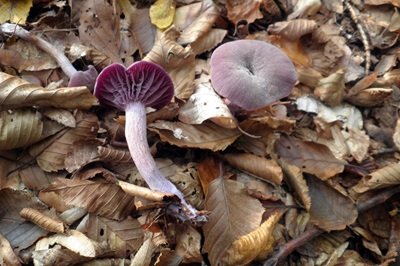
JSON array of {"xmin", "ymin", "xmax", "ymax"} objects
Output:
[
  {"xmin": 94, "ymin": 61, "xmax": 174, "ymax": 110},
  {"xmin": 210, "ymin": 40, "xmax": 297, "ymax": 110}
]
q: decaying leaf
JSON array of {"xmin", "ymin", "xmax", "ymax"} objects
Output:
[
  {"xmin": 346, "ymin": 88, "xmax": 393, "ymax": 107},
  {"xmin": 97, "ymin": 146, "xmax": 132, "ymax": 163},
  {"xmin": 86, "ymin": 214, "xmax": 144, "ymax": 257},
  {"xmin": 0, "ymin": 109, "xmax": 43, "ymax": 150},
  {"xmin": 42, "ymin": 108, "xmax": 76, "ymax": 128},
  {"xmin": 0, "ymin": 233, "xmax": 21, "ymax": 266},
  {"xmin": 20, "ymin": 207, "xmax": 64, "ymax": 233},
  {"xmin": 393, "ymin": 118, "xmax": 400, "ymax": 150},
  {"xmin": 130, "ymin": 234, "xmax": 156, "ymax": 266},
  {"xmin": 197, "ymin": 156, "xmax": 222, "ymax": 195},
  {"xmin": 190, "ymin": 28, "xmax": 227, "ymax": 54},
  {"xmin": 225, "ymin": 0, "xmax": 263, "ymax": 25},
  {"xmin": 149, "ymin": 121, "xmax": 241, "ymax": 151},
  {"xmin": 150, "ymin": 0, "xmax": 176, "ymax": 30},
  {"xmin": 314, "ymin": 69, "xmax": 345, "ymax": 107},
  {"xmin": 42, "ymin": 178, "xmax": 135, "ymax": 220},
  {"xmin": 307, "ymin": 175, "xmax": 357, "ymax": 231},
  {"xmin": 275, "ymin": 135, "xmax": 345, "ymax": 180},
  {"xmin": 268, "ymin": 19, "xmax": 318, "ymax": 41},
  {"xmin": 222, "ymin": 211, "xmax": 284, "ymax": 265},
  {"xmin": 0, "ymin": 0, "xmax": 32, "ymax": 24},
  {"xmin": 223, "ymin": 153, "xmax": 283, "ymax": 185},
  {"xmin": 178, "ymin": 82, "xmax": 237, "ymax": 128},
  {"xmin": 352, "ymin": 163, "xmax": 400, "ymax": 194},
  {"xmin": 288, "ymin": 0, "xmax": 321, "ymax": 19},
  {"xmin": 64, "ymin": 139, "xmax": 103, "ymax": 173},
  {"xmin": 0, "ymin": 72, "xmax": 98, "ymax": 110},
  {"xmin": 175, "ymin": 225, "xmax": 202, "ymax": 263},
  {"xmin": 118, "ymin": 180, "xmax": 173, "ymax": 202},
  {"xmin": 203, "ymin": 176, "xmax": 264, "ymax": 266}
]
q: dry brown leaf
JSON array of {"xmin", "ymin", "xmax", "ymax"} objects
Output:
[
  {"xmin": 175, "ymin": 225, "xmax": 202, "ymax": 263},
  {"xmin": 118, "ymin": 0, "xmax": 139, "ymax": 65},
  {"xmin": 155, "ymin": 250, "xmax": 183, "ymax": 266},
  {"xmin": 288, "ymin": 0, "xmax": 321, "ymax": 19},
  {"xmin": 203, "ymin": 176, "xmax": 264, "ymax": 266},
  {"xmin": 365, "ymin": 0, "xmax": 400, "ymax": 7},
  {"xmin": 197, "ymin": 156, "xmax": 222, "ymax": 195},
  {"xmin": 178, "ymin": 82, "xmax": 237, "ymax": 129},
  {"xmin": 32, "ymin": 112, "xmax": 99, "ymax": 172},
  {"xmin": 268, "ymin": 19, "xmax": 317, "ymax": 41},
  {"xmin": 225, "ymin": 0, "xmax": 263, "ymax": 25},
  {"xmin": 346, "ymin": 87, "xmax": 393, "ymax": 107},
  {"xmin": 297, "ymin": 66, "xmax": 323, "ymax": 88},
  {"xmin": 64, "ymin": 139, "xmax": 103, "ymax": 173},
  {"xmin": 32, "ymin": 246, "xmax": 92, "ymax": 266},
  {"xmin": 20, "ymin": 207, "xmax": 64, "ymax": 233},
  {"xmin": 149, "ymin": 121, "xmax": 241, "ymax": 151},
  {"xmin": 275, "ymin": 135, "xmax": 345, "ymax": 180},
  {"xmin": 222, "ymin": 211, "xmax": 284, "ymax": 265},
  {"xmin": 144, "ymin": 27, "xmax": 196, "ymax": 99},
  {"xmin": 393, "ymin": 119, "xmax": 400, "ymax": 150},
  {"xmin": 190, "ymin": 28, "xmax": 227, "ymax": 54},
  {"xmin": 0, "ymin": 233, "xmax": 21, "ymax": 266},
  {"xmin": 0, "ymin": 72, "xmax": 98, "ymax": 110},
  {"xmin": 342, "ymin": 128, "xmax": 369, "ymax": 163},
  {"xmin": 352, "ymin": 163, "xmax": 400, "ymax": 194},
  {"xmin": 174, "ymin": 0, "xmax": 220, "ymax": 45},
  {"xmin": 0, "ymin": 189, "xmax": 48, "ymax": 250},
  {"xmin": 223, "ymin": 153, "xmax": 283, "ymax": 185},
  {"xmin": 130, "ymin": 234, "xmax": 155, "ymax": 266},
  {"xmin": 42, "ymin": 108, "xmax": 76, "ymax": 128},
  {"xmin": 79, "ymin": 0, "xmax": 122, "ymax": 63},
  {"xmin": 97, "ymin": 146, "xmax": 132, "ymax": 163},
  {"xmin": 130, "ymin": 7, "xmax": 156, "ymax": 56},
  {"xmin": 86, "ymin": 214, "xmax": 144, "ymax": 257},
  {"xmin": 0, "ymin": 109, "xmax": 43, "ymax": 150},
  {"xmin": 118, "ymin": 180, "xmax": 173, "ymax": 202},
  {"xmin": 314, "ymin": 69, "xmax": 345, "ymax": 107},
  {"xmin": 19, "ymin": 164, "xmax": 58, "ymax": 191},
  {"xmin": 42, "ymin": 178, "xmax": 135, "ymax": 220},
  {"xmin": 306, "ymin": 175, "xmax": 357, "ymax": 231}
]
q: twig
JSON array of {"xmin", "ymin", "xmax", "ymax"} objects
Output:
[{"xmin": 263, "ymin": 186, "xmax": 400, "ymax": 266}]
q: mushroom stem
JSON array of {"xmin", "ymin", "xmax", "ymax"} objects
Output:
[{"xmin": 125, "ymin": 102, "xmax": 197, "ymax": 218}]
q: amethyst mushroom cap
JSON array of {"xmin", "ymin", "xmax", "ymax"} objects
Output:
[
  {"xmin": 210, "ymin": 40, "xmax": 297, "ymax": 110},
  {"xmin": 94, "ymin": 61, "xmax": 197, "ymax": 219}
]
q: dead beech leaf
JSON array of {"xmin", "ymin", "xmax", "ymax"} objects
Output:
[
  {"xmin": 79, "ymin": 0, "xmax": 122, "ymax": 63},
  {"xmin": 275, "ymin": 136, "xmax": 345, "ymax": 180},
  {"xmin": 0, "ymin": 233, "xmax": 21, "ymax": 266},
  {"xmin": 267, "ymin": 19, "xmax": 317, "ymax": 41},
  {"xmin": 32, "ymin": 246, "xmax": 92, "ymax": 266},
  {"xmin": 42, "ymin": 178, "xmax": 135, "ymax": 220},
  {"xmin": 178, "ymin": 82, "xmax": 237, "ymax": 129},
  {"xmin": 130, "ymin": 234, "xmax": 155, "ymax": 266},
  {"xmin": 306, "ymin": 175, "xmax": 357, "ymax": 231},
  {"xmin": 365, "ymin": 0, "xmax": 400, "ymax": 7},
  {"xmin": 346, "ymin": 88, "xmax": 393, "ymax": 107},
  {"xmin": 0, "ymin": 0, "xmax": 32, "ymax": 24},
  {"xmin": 222, "ymin": 211, "xmax": 284, "ymax": 265},
  {"xmin": 20, "ymin": 208, "xmax": 64, "ymax": 233},
  {"xmin": 197, "ymin": 156, "xmax": 222, "ymax": 195},
  {"xmin": 393, "ymin": 119, "xmax": 400, "ymax": 150},
  {"xmin": 175, "ymin": 0, "xmax": 220, "ymax": 45},
  {"xmin": 203, "ymin": 176, "xmax": 264, "ymax": 266},
  {"xmin": 97, "ymin": 146, "xmax": 132, "ymax": 163},
  {"xmin": 64, "ymin": 139, "xmax": 103, "ymax": 173},
  {"xmin": 130, "ymin": 7, "xmax": 156, "ymax": 56},
  {"xmin": 42, "ymin": 108, "xmax": 76, "ymax": 128},
  {"xmin": 32, "ymin": 112, "xmax": 99, "ymax": 172},
  {"xmin": 226, "ymin": 0, "xmax": 263, "ymax": 25},
  {"xmin": 288, "ymin": 0, "xmax": 321, "ymax": 19},
  {"xmin": 223, "ymin": 153, "xmax": 283, "ymax": 185},
  {"xmin": 342, "ymin": 128, "xmax": 369, "ymax": 163},
  {"xmin": 175, "ymin": 225, "xmax": 202, "ymax": 263},
  {"xmin": 118, "ymin": 180, "xmax": 173, "ymax": 202},
  {"xmin": 0, "ymin": 72, "xmax": 98, "ymax": 110},
  {"xmin": 148, "ymin": 121, "xmax": 241, "ymax": 151},
  {"xmin": 150, "ymin": 0, "xmax": 176, "ymax": 30},
  {"xmin": 314, "ymin": 69, "xmax": 345, "ymax": 107},
  {"xmin": 352, "ymin": 163, "xmax": 400, "ymax": 194},
  {"xmin": 86, "ymin": 214, "xmax": 144, "ymax": 257},
  {"xmin": 190, "ymin": 28, "xmax": 227, "ymax": 54},
  {"xmin": 144, "ymin": 27, "xmax": 196, "ymax": 99},
  {"xmin": 0, "ymin": 109, "xmax": 43, "ymax": 150}
]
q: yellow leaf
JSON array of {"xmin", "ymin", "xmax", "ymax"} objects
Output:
[
  {"xmin": 0, "ymin": 0, "xmax": 32, "ymax": 24},
  {"xmin": 150, "ymin": 0, "xmax": 176, "ymax": 30}
]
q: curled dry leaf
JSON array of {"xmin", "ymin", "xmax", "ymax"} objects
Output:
[
  {"xmin": 352, "ymin": 163, "xmax": 400, "ymax": 194},
  {"xmin": 149, "ymin": 0, "xmax": 176, "ymax": 30},
  {"xmin": 297, "ymin": 66, "xmax": 323, "ymax": 88},
  {"xmin": 0, "ymin": 109, "xmax": 43, "ymax": 150},
  {"xmin": 149, "ymin": 121, "xmax": 241, "ymax": 151},
  {"xmin": 314, "ymin": 69, "xmax": 345, "ymax": 107},
  {"xmin": 42, "ymin": 178, "xmax": 135, "ymax": 220},
  {"xmin": 118, "ymin": 180, "xmax": 174, "ymax": 202},
  {"xmin": 0, "ymin": 72, "xmax": 98, "ymax": 110},
  {"xmin": 42, "ymin": 108, "xmax": 76, "ymax": 128},
  {"xmin": 64, "ymin": 139, "xmax": 103, "ymax": 173},
  {"xmin": 346, "ymin": 88, "xmax": 393, "ymax": 107},
  {"xmin": 178, "ymin": 82, "xmax": 237, "ymax": 129},
  {"xmin": 203, "ymin": 176, "xmax": 264, "ymax": 266},
  {"xmin": 144, "ymin": 27, "xmax": 196, "ymax": 99},
  {"xmin": 190, "ymin": 28, "xmax": 227, "ymax": 54},
  {"xmin": 0, "ymin": 233, "xmax": 21, "ymax": 266},
  {"xmin": 20, "ymin": 208, "xmax": 64, "ymax": 233},
  {"xmin": 306, "ymin": 175, "xmax": 357, "ymax": 231},
  {"xmin": 268, "ymin": 19, "xmax": 318, "ymax": 41},
  {"xmin": 86, "ymin": 214, "xmax": 144, "ymax": 257},
  {"xmin": 275, "ymin": 135, "xmax": 345, "ymax": 180},
  {"xmin": 225, "ymin": 0, "xmax": 263, "ymax": 25},
  {"xmin": 222, "ymin": 211, "xmax": 284, "ymax": 265},
  {"xmin": 223, "ymin": 153, "xmax": 283, "ymax": 185},
  {"xmin": 97, "ymin": 146, "xmax": 132, "ymax": 163}
]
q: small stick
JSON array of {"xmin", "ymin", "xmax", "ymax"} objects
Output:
[{"xmin": 263, "ymin": 186, "xmax": 400, "ymax": 266}]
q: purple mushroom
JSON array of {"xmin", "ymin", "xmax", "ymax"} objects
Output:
[
  {"xmin": 94, "ymin": 61, "xmax": 198, "ymax": 220},
  {"xmin": 210, "ymin": 40, "xmax": 297, "ymax": 110}
]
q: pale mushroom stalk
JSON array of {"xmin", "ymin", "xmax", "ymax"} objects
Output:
[{"xmin": 0, "ymin": 23, "xmax": 97, "ymax": 89}]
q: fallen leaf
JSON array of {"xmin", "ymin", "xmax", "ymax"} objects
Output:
[
  {"xmin": 0, "ymin": 233, "xmax": 21, "ymax": 266},
  {"xmin": 197, "ymin": 156, "xmax": 222, "ymax": 195},
  {"xmin": 20, "ymin": 208, "xmax": 64, "ymax": 233},
  {"xmin": 149, "ymin": 121, "xmax": 241, "ymax": 151},
  {"xmin": 342, "ymin": 128, "xmax": 369, "ymax": 163},
  {"xmin": 203, "ymin": 176, "xmax": 264, "ymax": 266},
  {"xmin": 190, "ymin": 28, "xmax": 227, "ymax": 54},
  {"xmin": 288, "ymin": 0, "xmax": 321, "ymax": 19},
  {"xmin": 150, "ymin": 0, "xmax": 176, "ymax": 30},
  {"xmin": 268, "ymin": 19, "xmax": 317, "ymax": 41},
  {"xmin": 130, "ymin": 7, "xmax": 156, "ymax": 55},
  {"xmin": 223, "ymin": 153, "xmax": 283, "ymax": 185},
  {"xmin": 42, "ymin": 108, "xmax": 76, "ymax": 128},
  {"xmin": 314, "ymin": 69, "xmax": 345, "ymax": 107},
  {"xmin": 0, "ymin": 72, "xmax": 98, "ymax": 110},
  {"xmin": 130, "ymin": 234, "xmax": 155, "ymax": 266},
  {"xmin": 178, "ymin": 81, "xmax": 237, "ymax": 128},
  {"xmin": 64, "ymin": 139, "xmax": 103, "ymax": 173},
  {"xmin": 225, "ymin": 0, "xmax": 263, "ymax": 25},
  {"xmin": 0, "ymin": 0, "xmax": 32, "ymax": 24},
  {"xmin": 175, "ymin": 225, "xmax": 202, "ymax": 263},
  {"xmin": 275, "ymin": 135, "xmax": 345, "ymax": 180},
  {"xmin": 97, "ymin": 146, "xmax": 132, "ymax": 163},
  {"xmin": 42, "ymin": 178, "xmax": 135, "ymax": 220},
  {"xmin": 0, "ymin": 109, "xmax": 43, "ymax": 150}
]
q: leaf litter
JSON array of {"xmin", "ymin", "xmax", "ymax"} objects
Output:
[{"xmin": 1, "ymin": 0, "xmax": 400, "ymax": 265}]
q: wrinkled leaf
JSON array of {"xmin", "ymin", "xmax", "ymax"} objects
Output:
[
  {"xmin": 42, "ymin": 108, "xmax": 76, "ymax": 128},
  {"xmin": 64, "ymin": 139, "xmax": 103, "ymax": 173},
  {"xmin": 150, "ymin": 0, "xmax": 176, "ymax": 30},
  {"xmin": 0, "ymin": 233, "xmax": 21, "ymax": 266},
  {"xmin": 149, "ymin": 121, "xmax": 241, "ymax": 151},
  {"xmin": 0, "ymin": 72, "xmax": 98, "ymax": 110},
  {"xmin": 225, "ymin": 0, "xmax": 263, "ymax": 25},
  {"xmin": 314, "ymin": 69, "xmax": 345, "ymax": 107},
  {"xmin": 0, "ymin": 0, "xmax": 32, "ymax": 23},
  {"xmin": 175, "ymin": 225, "xmax": 202, "ymax": 263},
  {"xmin": 20, "ymin": 208, "xmax": 64, "ymax": 233},
  {"xmin": 190, "ymin": 28, "xmax": 227, "ymax": 54},
  {"xmin": 268, "ymin": 19, "xmax": 317, "ymax": 41},
  {"xmin": 203, "ymin": 176, "xmax": 264, "ymax": 266}
]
